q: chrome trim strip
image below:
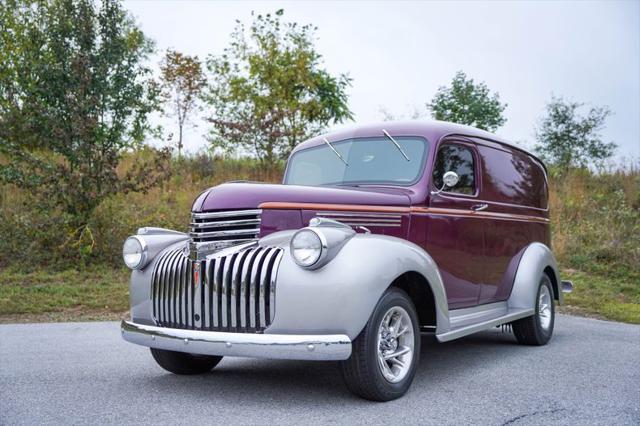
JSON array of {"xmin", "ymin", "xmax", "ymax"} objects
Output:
[
  {"xmin": 192, "ymin": 209, "xmax": 262, "ymax": 220},
  {"xmin": 190, "ymin": 228, "xmax": 260, "ymax": 239},
  {"xmin": 336, "ymin": 222, "xmax": 402, "ymax": 228},
  {"xmin": 230, "ymin": 252, "xmax": 242, "ymax": 329},
  {"xmin": 122, "ymin": 320, "xmax": 352, "ymax": 361},
  {"xmin": 190, "ymin": 218, "xmax": 261, "ymax": 229},
  {"xmin": 316, "ymin": 211, "xmax": 402, "ymax": 218},
  {"xmin": 317, "ymin": 217, "xmax": 401, "ymax": 223}
]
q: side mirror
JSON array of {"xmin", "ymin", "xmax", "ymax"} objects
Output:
[
  {"xmin": 442, "ymin": 171, "xmax": 459, "ymax": 188},
  {"xmin": 431, "ymin": 171, "xmax": 459, "ymax": 195}
]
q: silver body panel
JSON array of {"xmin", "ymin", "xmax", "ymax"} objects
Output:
[{"xmin": 125, "ymin": 227, "xmax": 562, "ymax": 359}]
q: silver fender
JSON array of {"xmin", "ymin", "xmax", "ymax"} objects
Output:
[
  {"xmin": 265, "ymin": 233, "xmax": 450, "ymax": 340},
  {"xmin": 508, "ymin": 242, "xmax": 562, "ymax": 310},
  {"xmin": 128, "ymin": 229, "xmax": 189, "ymax": 325}
]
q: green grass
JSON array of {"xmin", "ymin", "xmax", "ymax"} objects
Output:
[
  {"xmin": 0, "ymin": 266, "xmax": 129, "ymax": 322},
  {"xmin": 560, "ymin": 269, "xmax": 640, "ymax": 324}
]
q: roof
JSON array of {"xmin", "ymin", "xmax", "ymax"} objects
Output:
[{"xmin": 292, "ymin": 120, "xmax": 546, "ymax": 170}]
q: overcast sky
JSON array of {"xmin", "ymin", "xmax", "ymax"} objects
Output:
[{"xmin": 124, "ymin": 0, "xmax": 640, "ymax": 162}]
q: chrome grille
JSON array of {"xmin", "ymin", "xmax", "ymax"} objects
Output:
[
  {"xmin": 190, "ymin": 209, "xmax": 262, "ymax": 245},
  {"xmin": 151, "ymin": 246, "xmax": 283, "ymax": 333}
]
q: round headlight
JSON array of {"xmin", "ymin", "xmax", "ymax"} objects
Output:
[
  {"xmin": 290, "ymin": 229, "xmax": 323, "ymax": 267},
  {"xmin": 123, "ymin": 236, "xmax": 148, "ymax": 270}
]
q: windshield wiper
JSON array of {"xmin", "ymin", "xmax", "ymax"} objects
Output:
[
  {"xmin": 323, "ymin": 137, "xmax": 349, "ymax": 166},
  {"xmin": 382, "ymin": 129, "xmax": 410, "ymax": 161}
]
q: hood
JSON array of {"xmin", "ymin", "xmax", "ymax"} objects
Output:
[{"xmin": 192, "ymin": 182, "xmax": 412, "ymax": 212}]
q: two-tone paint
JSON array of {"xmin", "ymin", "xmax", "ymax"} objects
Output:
[{"xmin": 123, "ymin": 121, "xmax": 566, "ymax": 360}]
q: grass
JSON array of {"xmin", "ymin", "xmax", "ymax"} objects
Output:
[
  {"xmin": 0, "ymin": 154, "xmax": 638, "ymax": 324},
  {"xmin": 0, "ymin": 266, "xmax": 129, "ymax": 323},
  {"xmin": 560, "ymin": 269, "xmax": 640, "ymax": 324}
]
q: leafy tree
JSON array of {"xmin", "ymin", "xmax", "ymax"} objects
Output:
[
  {"xmin": 427, "ymin": 71, "xmax": 507, "ymax": 132},
  {"xmin": 160, "ymin": 49, "xmax": 205, "ymax": 158},
  {"xmin": 534, "ymin": 96, "xmax": 616, "ymax": 170},
  {"xmin": 204, "ymin": 9, "xmax": 353, "ymax": 163},
  {"xmin": 0, "ymin": 0, "xmax": 169, "ymax": 222}
]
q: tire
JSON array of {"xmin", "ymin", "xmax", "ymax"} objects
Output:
[
  {"xmin": 340, "ymin": 288, "xmax": 421, "ymax": 401},
  {"xmin": 512, "ymin": 275, "xmax": 555, "ymax": 346},
  {"xmin": 150, "ymin": 348, "xmax": 223, "ymax": 375}
]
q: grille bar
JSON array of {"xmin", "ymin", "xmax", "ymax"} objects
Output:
[
  {"xmin": 151, "ymin": 245, "xmax": 283, "ymax": 333},
  {"xmin": 189, "ymin": 209, "xmax": 262, "ymax": 247}
]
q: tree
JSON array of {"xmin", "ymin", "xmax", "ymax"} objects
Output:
[
  {"xmin": 203, "ymin": 9, "xmax": 353, "ymax": 163},
  {"xmin": 0, "ymin": 0, "xmax": 169, "ymax": 222},
  {"xmin": 160, "ymin": 49, "xmax": 205, "ymax": 158},
  {"xmin": 534, "ymin": 96, "xmax": 616, "ymax": 170},
  {"xmin": 427, "ymin": 71, "xmax": 507, "ymax": 132}
]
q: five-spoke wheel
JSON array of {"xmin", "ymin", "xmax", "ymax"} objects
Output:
[{"xmin": 340, "ymin": 288, "xmax": 420, "ymax": 401}]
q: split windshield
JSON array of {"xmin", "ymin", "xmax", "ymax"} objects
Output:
[{"xmin": 284, "ymin": 136, "xmax": 428, "ymax": 187}]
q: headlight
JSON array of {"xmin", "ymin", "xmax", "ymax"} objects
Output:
[
  {"xmin": 123, "ymin": 236, "xmax": 148, "ymax": 270},
  {"xmin": 290, "ymin": 229, "xmax": 323, "ymax": 267}
]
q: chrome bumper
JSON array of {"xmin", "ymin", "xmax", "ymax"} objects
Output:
[{"xmin": 121, "ymin": 321, "xmax": 352, "ymax": 361}]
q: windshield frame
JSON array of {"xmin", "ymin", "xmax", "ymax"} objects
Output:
[{"xmin": 283, "ymin": 135, "xmax": 430, "ymax": 187}]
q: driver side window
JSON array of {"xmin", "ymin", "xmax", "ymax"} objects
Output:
[{"xmin": 433, "ymin": 143, "xmax": 476, "ymax": 195}]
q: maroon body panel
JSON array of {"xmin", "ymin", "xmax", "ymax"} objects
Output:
[{"xmin": 192, "ymin": 121, "xmax": 551, "ymax": 310}]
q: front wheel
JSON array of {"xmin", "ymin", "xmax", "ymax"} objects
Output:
[
  {"xmin": 150, "ymin": 348, "xmax": 223, "ymax": 375},
  {"xmin": 340, "ymin": 288, "xmax": 421, "ymax": 401},
  {"xmin": 512, "ymin": 275, "xmax": 555, "ymax": 346}
]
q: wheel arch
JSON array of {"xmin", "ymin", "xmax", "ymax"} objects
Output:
[{"xmin": 389, "ymin": 271, "xmax": 437, "ymax": 331}]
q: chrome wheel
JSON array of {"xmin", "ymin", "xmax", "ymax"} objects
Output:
[
  {"xmin": 538, "ymin": 284, "xmax": 552, "ymax": 331},
  {"xmin": 376, "ymin": 306, "xmax": 415, "ymax": 383}
]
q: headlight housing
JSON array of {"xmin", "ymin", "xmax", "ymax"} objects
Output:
[
  {"xmin": 290, "ymin": 229, "xmax": 324, "ymax": 268},
  {"xmin": 123, "ymin": 236, "xmax": 148, "ymax": 270}
]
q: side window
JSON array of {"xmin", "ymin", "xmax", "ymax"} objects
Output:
[{"xmin": 433, "ymin": 144, "xmax": 476, "ymax": 195}]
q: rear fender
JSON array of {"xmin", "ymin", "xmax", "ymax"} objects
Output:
[{"xmin": 508, "ymin": 242, "xmax": 562, "ymax": 310}]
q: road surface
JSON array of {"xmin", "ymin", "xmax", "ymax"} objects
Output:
[{"xmin": 1, "ymin": 315, "xmax": 638, "ymax": 425}]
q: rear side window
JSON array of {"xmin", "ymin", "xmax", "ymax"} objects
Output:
[{"xmin": 433, "ymin": 144, "xmax": 476, "ymax": 195}]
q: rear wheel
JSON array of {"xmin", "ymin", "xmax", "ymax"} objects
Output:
[
  {"xmin": 150, "ymin": 348, "xmax": 223, "ymax": 375},
  {"xmin": 340, "ymin": 288, "xmax": 421, "ymax": 401},
  {"xmin": 512, "ymin": 275, "xmax": 555, "ymax": 346}
]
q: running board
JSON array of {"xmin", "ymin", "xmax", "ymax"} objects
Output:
[{"xmin": 436, "ymin": 307, "xmax": 534, "ymax": 342}]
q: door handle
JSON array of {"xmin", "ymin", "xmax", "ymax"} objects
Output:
[{"xmin": 471, "ymin": 203, "xmax": 488, "ymax": 212}]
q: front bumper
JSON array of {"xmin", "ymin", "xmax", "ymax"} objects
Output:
[{"xmin": 121, "ymin": 321, "xmax": 352, "ymax": 361}]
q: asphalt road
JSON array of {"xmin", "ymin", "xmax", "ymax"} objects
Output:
[{"xmin": 1, "ymin": 315, "xmax": 638, "ymax": 425}]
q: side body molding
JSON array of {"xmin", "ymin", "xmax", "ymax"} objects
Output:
[
  {"xmin": 266, "ymin": 234, "xmax": 450, "ymax": 340},
  {"xmin": 508, "ymin": 242, "xmax": 562, "ymax": 309}
]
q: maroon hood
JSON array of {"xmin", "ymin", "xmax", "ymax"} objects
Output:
[{"xmin": 192, "ymin": 182, "xmax": 412, "ymax": 212}]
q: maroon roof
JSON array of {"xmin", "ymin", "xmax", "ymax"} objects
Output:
[{"xmin": 292, "ymin": 120, "xmax": 545, "ymax": 170}]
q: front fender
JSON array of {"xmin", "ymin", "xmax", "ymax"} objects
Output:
[{"xmin": 266, "ymin": 233, "xmax": 450, "ymax": 340}]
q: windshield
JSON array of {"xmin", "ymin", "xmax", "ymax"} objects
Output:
[{"xmin": 284, "ymin": 136, "xmax": 428, "ymax": 186}]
